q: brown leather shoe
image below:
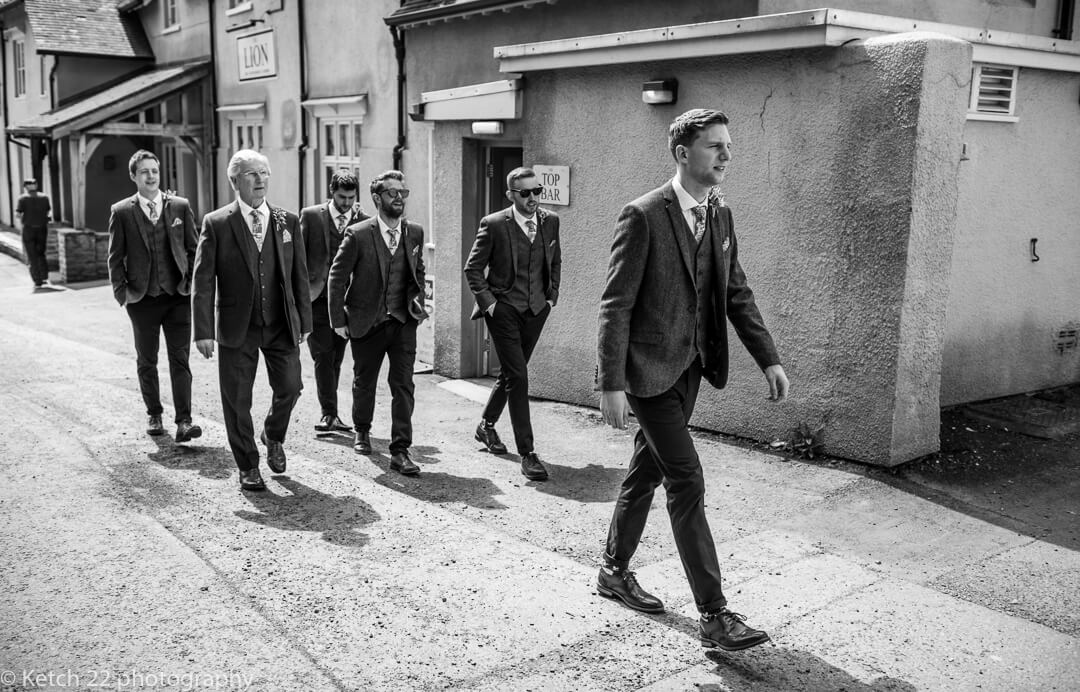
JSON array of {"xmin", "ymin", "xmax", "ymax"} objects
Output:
[
  {"xmin": 353, "ymin": 431, "xmax": 372, "ymax": 455},
  {"xmin": 390, "ymin": 451, "xmax": 420, "ymax": 476},
  {"xmin": 147, "ymin": 414, "xmax": 165, "ymax": 436},
  {"xmin": 520, "ymin": 452, "xmax": 548, "ymax": 481},
  {"xmin": 596, "ymin": 566, "xmax": 664, "ymax": 613},
  {"xmin": 699, "ymin": 609, "xmax": 770, "ymax": 651},
  {"xmin": 238, "ymin": 468, "xmax": 266, "ymax": 491},
  {"xmin": 474, "ymin": 422, "xmax": 508, "ymax": 454},
  {"xmin": 175, "ymin": 420, "xmax": 202, "ymax": 443},
  {"xmin": 260, "ymin": 430, "xmax": 287, "ymax": 474}
]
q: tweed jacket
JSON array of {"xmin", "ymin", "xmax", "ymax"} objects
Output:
[
  {"xmin": 191, "ymin": 201, "xmax": 312, "ymax": 348},
  {"xmin": 106, "ymin": 193, "xmax": 198, "ymax": 306},
  {"xmin": 463, "ymin": 205, "xmax": 561, "ymax": 320},
  {"xmin": 597, "ymin": 181, "xmax": 779, "ymax": 397},
  {"xmin": 327, "ymin": 216, "xmax": 426, "ymax": 339}
]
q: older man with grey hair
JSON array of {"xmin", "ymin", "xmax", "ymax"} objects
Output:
[{"xmin": 192, "ymin": 149, "xmax": 312, "ymax": 491}]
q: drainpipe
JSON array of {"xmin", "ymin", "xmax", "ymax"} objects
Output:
[
  {"xmin": 1055, "ymin": 0, "xmax": 1075, "ymax": 39},
  {"xmin": 208, "ymin": 0, "xmax": 219, "ymax": 206},
  {"xmin": 391, "ymin": 26, "xmax": 406, "ymax": 172},
  {"xmin": 0, "ymin": 20, "xmax": 12, "ymax": 225},
  {"xmin": 297, "ymin": 0, "xmax": 308, "ymax": 207}
]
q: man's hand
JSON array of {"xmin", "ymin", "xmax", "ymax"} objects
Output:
[
  {"xmin": 300, "ymin": 331, "xmax": 310, "ymax": 344},
  {"xmin": 486, "ymin": 303, "xmax": 496, "ymax": 316},
  {"xmin": 195, "ymin": 339, "xmax": 215, "ymax": 359},
  {"xmin": 601, "ymin": 390, "xmax": 630, "ymax": 430},
  {"xmin": 765, "ymin": 364, "xmax": 789, "ymax": 402},
  {"xmin": 334, "ymin": 326, "xmax": 349, "ymax": 339}
]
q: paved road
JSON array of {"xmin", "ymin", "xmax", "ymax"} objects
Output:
[{"xmin": 0, "ymin": 254, "xmax": 1076, "ymax": 691}]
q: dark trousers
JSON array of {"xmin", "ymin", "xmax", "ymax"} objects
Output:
[
  {"xmin": 22, "ymin": 225, "xmax": 48, "ymax": 284},
  {"xmin": 604, "ymin": 359, "xmax": 727, "ymax": 614},
  {"xmin": 218, "ymin": 321, "xmax": 302, "ymax": 471},
  {"xmin": 481, "ymin": 301, "xmax": 550, "ymax": 455},
  {"xmin": 349, "ymin": 319, "xmax": 417, "ymax": 454},
  {"xmin": 125, "ymin": 292, "xmax": 193, "ymax": 423},
  {"xmin": 306, "ymin": 293, "xmax": 349, "ymax": 417}
]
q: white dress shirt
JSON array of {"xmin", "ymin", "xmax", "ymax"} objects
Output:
[
  {"xmin": 672, "ymin": 176, "xmax": 707, "ymax": 233},
  {"xmin": 137, "ymin": 190, "xmax": 164, "ymax": 222},
  {"xmin": 512, "ymin": 207, "xmax": 538, "ymax": 241},
  {"xmin": 377, "ymin": 215, "xmax": 403, "ymax": 250},
  {"xmin": 328, "ymin": 201, "xmax": 350, "ymax": 233},
  {"xmin": 237, "ymin": 197, "xmax": 270, "ymax": 237}
]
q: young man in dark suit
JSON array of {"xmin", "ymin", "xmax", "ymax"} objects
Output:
[
  {"xmin": 328, "ymin": 170, "xmax": 427, "ymax": 476},
  {"xmin": 463, "ymin": 167, "xmax": 561, "ymax": 481},
  {"xmin": 300, "ymin": 170, "xmax": 368, "ymax": 434},
  {"xmin": 107, "ymin": 150, "xmax": 201, "ymax": 442},
  {"xmin": 192, "ymin": 149, "xmax": 312, "ymax": 491},
  {"xmin": 596, "ymin": 109, "xmax": 789, "ymax": 651}
]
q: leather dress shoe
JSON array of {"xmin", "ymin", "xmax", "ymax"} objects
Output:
[
  {"xmin": 699, "ymin": 608, "xmax": 771, "ymax": 651},
  {"xmin": 520, "ymin": 452, "xmax": 548, "ymax": 481},
  {"xmin": 474, "ymin": 423, "xmax": 508, "ymax": 454},
  {"xmin": 353, "ymin": 431, "xmax": 372, "ymax": 455},
  {"xmin": 147, "ymin": 414, "xmax": 165, "ymax": 436},
  {"xmin": 596, "ymin": 566, "xmax": 664, "ymax": 613},
  {"xmin": 175, "ymin": 420, "xmax": 202, "ymax": 443},
  {"xmin": 316, "ymin": 415, "xmax": 352, "ymax": 432},
  {"xmin": 238, "ymin": 468, "xmax": 266, "ymax": 491},
  {"xmin": 260, "ymin": 430, "xmax": 287, "ymax": 474},
  {"xmin": 390, "ymin": 450, "xmax": 420, "ymax": 476}
]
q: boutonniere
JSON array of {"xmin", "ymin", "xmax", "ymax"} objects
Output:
[
  {"xmin": 707, "ymin": 186, "xmax": 726, "ymax": 209},
  {"xmin": 171, "ymin": 218, "xmax": 183, "ymax": 227},
  {"xmin": 270, "ymin": 207, "xmax": 288, "ymax": 229},
  {"xmin": 537, "ymin": 207, "xmax": 549, "ymax": 224}
]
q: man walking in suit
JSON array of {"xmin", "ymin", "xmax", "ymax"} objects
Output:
[
  {"xmin": 192, "ymin": 149, "xmax": 312, "ymax": 491},
  {"xmin": 464, "ymin": 167, "xmax": 561, "ymax": 481},
  {"xmin": 328, "ymin": 170, "xmax": 426, "ymax": 476},
  {"xmin": 16, "ymin": 177, "xmax": 51, "ymax": 287},
  {"xmin": 596, "ymin": 109, "xmax": 789, "ymax": 651},
  {"xmin": 107, "ymin": 150, "xmax": 201, "ymax": 442},
  {"xmin": 300, "ymin": 170, "xmax": 368, "ymax": 434}
]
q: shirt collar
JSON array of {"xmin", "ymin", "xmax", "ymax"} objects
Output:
[
  {"xmin": 327, "ymin": 201, "xmax": 350, "ymax": 219},
  {"xmin": 672, "ymin": 176, "xmax": 709, "ymax": 212},
  {"xmin": 377, "ymin": 214, "xmax": 402, "ymax": 234},
  {"xmin": 512, "ymin": 206, "xmax": 537, "ymax": 229},
  {"xmin": 137, "ymin": 190, "xmax": 163, "ymax": 209},
  {"xmin": 237, "ymin": 197, "xmax": 269, "ymax": 220}
]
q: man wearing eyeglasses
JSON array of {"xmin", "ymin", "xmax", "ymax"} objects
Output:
[
  {"xmin": 300, "ymin": 170, "xmax": 369, "ymax": 435},
  {"xmin": 328, "ymin": 170, "xmax": 427, "ymax": 476},
  {"xmin": 464, "ymin": 167, "xmax": 562, "ymax": 481}
]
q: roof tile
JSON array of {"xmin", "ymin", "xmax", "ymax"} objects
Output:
[{"xmin": 26, "ymin": 0, "xmax": 152, "ymax": 59}]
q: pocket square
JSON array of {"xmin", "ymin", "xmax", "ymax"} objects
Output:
[
  {"xmin": 282, "ymin": 230, "xmax": 292, "ymax": 243},
  {"xmin": 722, "ymin": 237, "xmax": 731, "ymax": 251},
  {"xmin": 172, "ymin": 218, "xmax": 183, "ymax": 226},
  {"xmin": 549, "ymin": 239, "xmax": 556, "ymax": 247},
  {"xmin": 412, "ymin": 246, "xmax": 419, "ymax": 255}
]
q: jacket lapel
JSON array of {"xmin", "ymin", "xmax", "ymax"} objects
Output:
[
  {"xmin": 372, "ymin": 223, "xmax": 388, "ymax": 285},
  {"xmin": 269, "ymin": 205, "xmax": 287, "ymax": 277},
  {"xmin": 662, "ymin": 184, "xmax": 695, "ymax": 284},
  {"xmin": 321, "ymin": 205, "xmax": 334, "ymax": 260},
  {"xmin": 505, "ymin": 209, "xmax": 518, "ymax": 276},
  {"xmin": 227, "ymin": 202, "xmax": 257, "ymax": 279},
  {"xmin": 131, "ymin": 195, "xmax": 151, "ymax": 250}
]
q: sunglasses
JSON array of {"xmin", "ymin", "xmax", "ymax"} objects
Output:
[
  {"xmin": 379, "ymin": 188, "xmax": 410, "ymax": 199},
  {"xmin": 511, "ymin": 187, "xmax": 544, "ymax": 198}
]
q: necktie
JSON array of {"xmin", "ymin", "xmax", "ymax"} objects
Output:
[
  {"xmin": 387, "ymin": 227, "xmax": 399, "ymax": 253},
  {"xmin": 525, "ymin": 219, "xmax": 536, "ymax": 243},
  {"xmin": 147, "ymin": 200, "xmax": 157, "ymax": 223},
  {"xmin": 251, "ymin": 209, "xmax": 264, "ymax": 250},
  {"xmin": 691, "ymin": 205, "xmax": 707, "ymax": 243},
  {"xmin": 337, "ymin": 214, "xmax": 348, "ymax": 233}
]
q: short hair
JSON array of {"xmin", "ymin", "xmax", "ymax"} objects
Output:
[
  {"xmin": 505, "ymin": 167, "xmax": 536, "ymax": 190},
  {"xmin": 329, "ymin": 170, "xmax": 359, "ymax": 193},
  {"xmin": 227, "ymin": 149, "xmax": 271, "ymax": 182},
  {"xmin": 128, "ymin": 150, "xmax": 159, "ymax": 176},
  {"xmin": 23, "ymin": 177, "xmax": 37, "ymax": 186},
  {"xmin": 370, "ymin": 169, "xmax": 404, "ymax": 196},
  {"xmin": 668, "ymin": 109, "xmax": 729, "ymax": 161}
]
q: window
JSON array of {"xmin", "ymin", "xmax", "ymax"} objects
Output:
[
  {"xmin": 968, "ymin": 64, "xmax": 1019, "ymax": 122},
  {"xmin": 320, "ymin": 118, "xmax": 363, "ymax": 194},
  {"xmin": 160, "ymin": 142, "xmax": 180, "ymax": 192},
  {"xmin": 227, "ymin": 0, "xmax": 252, "ymax": 9},
  {"xmin": 163, "ymin": 0, "xmax": 178, "ymax": 29},
  {"xmin": 39, "ymin": 54, "xmax": 46, "ymax": 96},
  {"xmin": 231, "ymin": 121, "xmax": 264, "ymax": 154},
  {"xmin": 12, "ymin": 39, "xmax": 25, "ymax": 98}
]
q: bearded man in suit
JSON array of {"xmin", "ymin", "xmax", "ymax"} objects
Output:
[
  {"xmin": 596, "ymin": 109, "xmax": 789, "ymax": 652},
  {"xmin": 107, "ymin": 149, "xmax": 201, "ymax": 443},
  {"xmin": 463, "ymin": 167, "xmax": 561, "ymax": 482},
  {"xmin": 328, "ymin": 170, "xmax": 427, "ymax": 477},
  {"xmin": 192, "ymin": 149, "xmax": 312, "ymax": 491},
  {"xmin": 300, "ymin": 170, "xmax": 368, "ymax": 434}
]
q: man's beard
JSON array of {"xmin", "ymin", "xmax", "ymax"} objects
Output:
[{"xmin": 381, "ymin": 201, "xmax": 404, "ymax": 219}]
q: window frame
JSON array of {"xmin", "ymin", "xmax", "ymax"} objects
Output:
[
  {"xmin": 163, "ymin": 0, "xmax": 180, "ymax": 31},
  {"xmin": 318, "ymin": 116, "xmax": 364, "ymax": 197},
  {"xmin": 12, "ymin": 38, "xmax": 25, "ymax": 98}
]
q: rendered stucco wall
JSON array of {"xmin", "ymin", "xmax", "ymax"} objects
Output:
[
  {"xmin": 942, "ymin": 68, "xmax": 1080, "ymax": 405},
  {"xmin": 519, "ymin": 33, "xmax": 970, "ymax": 465}
]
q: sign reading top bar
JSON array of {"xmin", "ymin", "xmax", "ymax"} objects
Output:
[
  {"xmin": 533, "ymin": 165, "xmax": 569, "ymax": 207},
  {"xmin": 237, "ymin": 29, "xmax": 277, "ymax": 82}
]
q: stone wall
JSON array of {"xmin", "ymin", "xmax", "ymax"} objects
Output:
[{"xmin": 57, "ymin": 228, "xmax": 109, "ymax": 283}]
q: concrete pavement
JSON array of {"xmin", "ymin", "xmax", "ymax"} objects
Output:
[{"xmin": 0, "ymin": 253, "xmax": 1076, "ymax": 691}]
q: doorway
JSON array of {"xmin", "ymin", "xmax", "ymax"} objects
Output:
[{"xmin": 469, "ymin": 144, "xmax": 522, "ymax": 376}]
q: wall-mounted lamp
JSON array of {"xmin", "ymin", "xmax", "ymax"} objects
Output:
[
  {"xmin": 642, "ymin": 79, "xmax": 678, "ymax": 105},
  {"xmin": 408, "ymin": 102, "xmax": 425, "ymax": 122},
  {"xmin": 471, "ymin": 121, "xmax": 504, "ymax": 135}
]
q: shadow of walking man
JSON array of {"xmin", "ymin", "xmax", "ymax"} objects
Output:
[{"xmin": 234, "ymin": 476, "xmax": 381, "ymax": 548}]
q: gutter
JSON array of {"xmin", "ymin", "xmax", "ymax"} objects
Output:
[
  {"xmin": 297, "ymin": 0, "xmax": 308, "ymax": 205},
  {"xmin": 208, "ymin": 0, "xmax": 219, "ymax": 206},
  {"xmin": 391, "ymin": 25, "xmax": 406, "ymax": 172},
  {"xmin": 0, "ymin": 19, "xmax": 12, "ymax": 225}
]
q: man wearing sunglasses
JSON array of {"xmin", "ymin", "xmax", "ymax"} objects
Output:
[
  {"xmin": 464, "ymin": 167, "xmax": 562, "ymax": 481},
  {"xmin": 328, "ymin": 170, "xmax": 427, "ymax": 476}
]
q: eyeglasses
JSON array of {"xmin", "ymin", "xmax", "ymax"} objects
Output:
[
  {"xmin": 379, "ymin": 188, "xmax": 410, "ymax": 199},
  {"xmin": 511, "ymin": 187, "xmax": 544, "ymax": 198}
]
